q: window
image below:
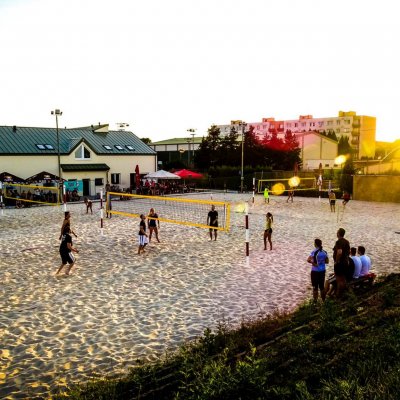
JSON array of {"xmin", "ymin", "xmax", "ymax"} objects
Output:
[
  {"xmin": 337, "ymin": 120, "xmax": 341, "ymax": 125},
  {"xmin": 125, "ymin": 145, "xmax": 134, "ymax": 150},
  {"xmin": 111, "ymin": 173, "xmax": 120, "ymax": 184},
  {"xmin": 287, "ymin": 123, "xmax": 291, "ymax": 128},
  {"xmin": 294, "ymin": 123, "xmax": 298, "ymax": 127},
  {"xmin": 45, "ymin": 144, "xmax": 54, "ymax": 149},
  {"xmin": 103, "ymin": 145, "xmax": 112, "ymax": 150},
  {"xmin": 325, "ymin": 164, "xmax": 329, "ymax": 167},
  {"xmin": 327, "ymin": 121, "xmax": 332, "ymax": 126},
  {"xmin": 75, "ymin": 145, "xmax": 91, "ymax": 159},
  {"xmin": 36, "ymin": 144, "xmax": 46, "ymax": 150},
  {"xmin": 95, "ymin": 178, "xmax": 104, "ymax": 186},
  {"xmin": 115, "ymin": 145, "xmax": 124, "ymax": 150},
  {"xmin": 301, "ymin": 122, "xmax": 306, "ymax": 127}
]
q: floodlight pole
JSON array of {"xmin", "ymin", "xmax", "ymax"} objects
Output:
[
  {"xmin": 240, "ymin": 122, "xmax": 246, "ymax": 193},
  {"xmin": 187, "ymin": 128, "xmax": 196, "ymax": 168},
  {"xmin": 51, "ymin": 109, "xmax": 63, "ymax": 187}
]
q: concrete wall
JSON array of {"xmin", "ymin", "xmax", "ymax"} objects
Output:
[{"xmin": 353, "ymin": 175, "xmax": 400, "ymax": 203}]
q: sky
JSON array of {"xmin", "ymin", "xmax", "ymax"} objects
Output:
[{"xmin": 0, "ymin": 0, "xmax": 399, "ymax": 143}]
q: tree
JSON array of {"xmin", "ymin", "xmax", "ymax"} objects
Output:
[
  {"xmin": 194, "ymin": 125, "xmax": 222, "ymax": 169},
  {"xmin": 220, "ymin": 126, "xmax": 240, "ymax": 166},
  {"xmin": 140, "ymin": 138, "xmax": 152, "ymax": 144}
]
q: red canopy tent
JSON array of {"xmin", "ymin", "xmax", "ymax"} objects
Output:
[{"xmin": 174, "ymin": 169, "xmax": 203, "ymax": 179}]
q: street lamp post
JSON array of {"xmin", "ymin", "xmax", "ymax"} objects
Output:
[
  {"xmin": 187, "ymin": 128, "xmax": 196, "ymax": 168},
  {"xmin": 51, "ymin": 109, "xmax": 63, "ymax": 185},
  {"xmin": 240, "ymin": 122, "xmax": 246, "ymax": 193}
]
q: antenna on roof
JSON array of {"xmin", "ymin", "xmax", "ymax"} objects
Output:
[{"xmin": 116, "ymin": 122, "xmax": 129, "ymax": 131}]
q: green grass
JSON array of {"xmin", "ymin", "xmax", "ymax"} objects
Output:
[{"xmin": 54, "ymin": 274, "xmax": 400, "ymax": 400}]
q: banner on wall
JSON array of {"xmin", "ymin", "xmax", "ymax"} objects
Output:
[{"xmin": 64, "ymin": 180, "xmax": 83, "ymax": 194}]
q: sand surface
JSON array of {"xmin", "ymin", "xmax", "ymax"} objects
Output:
[{"xmin": 0, "ymin": 193, "xmax": 399, "ymax": 399}]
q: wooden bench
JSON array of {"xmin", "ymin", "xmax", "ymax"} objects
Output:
[{"xmin": 348, "ymin": 273, "xmax": 376, "ymax": 289}]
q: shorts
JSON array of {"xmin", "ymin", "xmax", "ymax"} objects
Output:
[
  {"xmin": 311, "ymin": 270, "xmax": 326, "ymax": 291},
  {"xmin": 330, "ymin": 200, "xmax": 336, "ymax": 205},
  {"xmin": 138, "ymin": 235, "xmax": 149, "ymax": 246},
  {"xmin": 209, "ymin": 224, "xmax": 218, "ymax": 231},
  {"xmin": 334, "ymin": 261, "xmax": 347, "ymax": 277},
  {"xmin": 265, "ymin": 228, "xmax": 272, "ymax": 234},
  {"xmin": 60, "ymin": 251, "xmax": 75, "ymax": 265}
]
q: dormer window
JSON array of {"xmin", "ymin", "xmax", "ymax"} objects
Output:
[
  {"xmin": 125, "ymin": 145, "xmax": 134, "ymax": 150},
  {"xmin": 115, "ymin": 145, "xmax": 124, "ymax": 150},
  {"xmin": 75, "ymin": 145, "xmax": 91, "ymax": 159},
  {"xmin": 103, "ymin": 145, "xmax": 112, "ymax": 150},
  {"xmin": 36, "ymin": 144, "xmax": 46, "ymax": 150},
  {"xmin": 45, "ymin": 144, "xmax": 54, "ymax": 150}
]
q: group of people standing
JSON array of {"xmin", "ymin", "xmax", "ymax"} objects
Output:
[{"xmin": 308, "ymin": 228, "xmax": 372, "ymax": 301}]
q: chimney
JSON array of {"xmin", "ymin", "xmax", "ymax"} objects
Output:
[{"xmin": 12, "ymin": 125, "xmax": 17, "ymax": 132}]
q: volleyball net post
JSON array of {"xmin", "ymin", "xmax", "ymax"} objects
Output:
[
  {"xmin": 100, "ymin": 189, "xmax": 104, "ymax": 236},
  {"xmin": 105, "ymin": 192, "xmax": 231, "ymax": 232},
  {"xmin": 0, "ymin": 182, "xmax": 4, "ymax": 215},
  {"xmin": 62, "ymin": 183, "xmax": 67, "ymax": 211}
]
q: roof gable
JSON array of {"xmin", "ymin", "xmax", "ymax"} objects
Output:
[{"xmin": 0, "ymin": 126, "xmax": 156, "ymax": 155}]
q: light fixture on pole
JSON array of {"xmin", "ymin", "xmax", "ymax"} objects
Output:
[
  {"xmin": 187, "ymin": 128, "xmax": 196, "ymax": 165},
  {"xmin": 51, "ymin": 109, "xmax": 63, "ymax": 185},
  {"xmin": 240, "ymin": 121, "xmax": 246, "ymax": 193}
]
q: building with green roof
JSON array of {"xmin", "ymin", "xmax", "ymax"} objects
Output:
[{"xmin": 0, "ymin": 124, "xmax": 157, "ymax": 196}]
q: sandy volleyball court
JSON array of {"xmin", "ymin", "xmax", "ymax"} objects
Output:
[{"xmin": 1, "ymin": 193, "xmax": 400, "ymax": 399}]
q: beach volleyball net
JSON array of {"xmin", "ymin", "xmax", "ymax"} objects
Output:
[
  {"xmin": 106, "ymin": 192, "xmax": 231, "ymax": 231},
  {"xmin": 3, "ymin": 183, "xmax": 61, "ymax": 206},
  {"xmin": 258, "ymin": 177, "xmax": 316, "ymax": 195}
]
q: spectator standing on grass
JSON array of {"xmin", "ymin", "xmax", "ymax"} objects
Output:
[
  {"xmin": 332, "ymin": 228, "xmax": 350, "ymax": 297},
  {"xmin": 358, "ymin": 246, "xmax": 371, "ymax": 276},
  {"xmin": 307, "ymin": 238, "xmax": 329, "ymax": 302}
]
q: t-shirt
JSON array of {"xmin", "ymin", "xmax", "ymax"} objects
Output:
[
  {"xmin": 359, "ymin": 254, "xmax": 371, "ymax": 276},
  {"xmin": 351, "ymin": 255, "xmax": 362, "ymax": 279},
  {"xmin": 310, "ymin": 248, "xmax": 328, "ymax": 272},
  {"xmin": 60, "ymin": 233, "xmax": 72, "ymax": 254},
  {"xmin": 139, "ymin": 220, "xmax": 146, "ymax": 235},
  {"xmin": 208, "ymin": 210, "xmax": 218, "ymax": 227},
  {"xmin": 333, "ymin": 238, "xmax": 350, "ymax": 263},
  {"xmin": 333, "ymin": 237, "xmax": 350, "ymax": 276}
]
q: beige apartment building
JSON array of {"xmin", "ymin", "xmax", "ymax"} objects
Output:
[{"xmin": 217, "ymin": 111, "xmax": 376, "ymax": 165}]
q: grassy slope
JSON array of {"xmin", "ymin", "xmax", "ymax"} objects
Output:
[{"xmin": 55, "ymin": 274, "xmax": 400, "ymax": 400}]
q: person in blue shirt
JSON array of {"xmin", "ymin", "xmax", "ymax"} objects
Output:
[{"xmin": 307, "ymin": 238, "xmax": 329, "ymax": 302}]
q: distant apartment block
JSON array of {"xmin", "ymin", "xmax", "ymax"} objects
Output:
[{"xmin": 217, "ymin": 111, "xmax": 376, "ymax": 161}]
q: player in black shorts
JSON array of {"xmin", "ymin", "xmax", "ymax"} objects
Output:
[
  {"xmin": 56, "ymin": 227, "xmax": 79, "ymax": 275},
  {"xmin": 207, "ymin": 205, "xmax": 218, "ymax": 241}
]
